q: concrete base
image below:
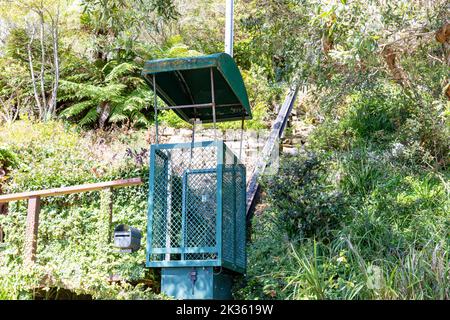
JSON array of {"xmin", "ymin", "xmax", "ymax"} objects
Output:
[{"xmin": 161, "ymin": 267, "xmax": 234, "ymax": 300}]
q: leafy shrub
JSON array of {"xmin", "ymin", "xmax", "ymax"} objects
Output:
[
  {"xmin": 261, "ymin": 153, "xmax": 346, "ymax": 241},
  {"xmin": 309, "ymin": 82, "xmax": 410, "ymax": 151},
  {"xmin": 342, "ymin": 88, "xmax": 408, "ymax": 141},
  {"xmin": 238, "ymin": 139, "xmax": 449, "ymax": 300},
  {"xmin": 0, "ymin": 120, "xmax": 161, "ymax": 299},
  {"xmin": 0, "ymin": 147, "xmax": 18, "ymax": 170},
  {"xmin": 338, "ymin": 148, "xmax": 386, "ymax": 197},
  {"xmin": 396, "ymin": 104, "xmax": 449, "ymax": 167}
]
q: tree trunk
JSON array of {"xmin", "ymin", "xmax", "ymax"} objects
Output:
[
  {"xmin": 97, "ymin": 102, "xmax": 111, "ymax": 129},
  {"xmin": 27, "ymin": 23, "xmax": 43, "ymax": 119},
  {"xmin": 48, "ymin": 6, "xmax": 60, "ymax": 118},
  {"xmin": 38, "ymin": 11, "xmax": 47, "ymax": 120}
]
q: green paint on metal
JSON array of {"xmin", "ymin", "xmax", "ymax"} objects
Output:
[
  {"xmin": 142, "ymin": 53, "xmax": 252, "ymax": 123},
  {"xmin": 146, "ymin": 140, "xmax": 246, "ymax": 274},
  {"xmin": 161, "ymin": 267, "xmax": 234, "ymax": 300}
]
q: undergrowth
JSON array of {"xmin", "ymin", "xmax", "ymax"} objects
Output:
[{"xmin": 235, "ymin": 80, "xmax": 449, "ymax": 300}]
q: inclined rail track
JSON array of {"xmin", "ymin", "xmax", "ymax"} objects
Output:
[{"xmin": 245, "ymin": 86, "xmax": 300, "ymax": 218}]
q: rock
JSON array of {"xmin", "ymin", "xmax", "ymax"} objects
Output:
[
  {"xmin": 163, "ymin": 127, "xmax": 175, "ymax": 136},
  {"xmin": 292, "ymin": 138, "xmax": 304, "ymax": 145},
  {"xmin": 282, "ymin": 147, "xmax": 298, "ymax": 155},
  {"xmin": 204, "ymin": 129, "xmax": 219, "ymax": 138},
  {"xmin": 179, "ymin": 128, "xmax": 192, "ymax": 137}
]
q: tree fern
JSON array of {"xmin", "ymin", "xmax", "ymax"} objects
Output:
[
  {"xmin": 58, "ymin": 61, "xmax": 146, "ymax": 128},
  {"xmin": 104, "ymin": 62, "xmax": 139, "ymax": 83},
  {"xmin": 58, "ymin": 39, "xmax": 201, "ymax": 128},
  {"xmin": 59, "ymin": 100, "xmax": 96, "ymax": 118},
  {"xmin": 79, "ymin": 107, "xmax": 100, "ymax": 127},
  {"xmin": 108, "ymin": 112, "xmax": 129, "ymax": 124}
]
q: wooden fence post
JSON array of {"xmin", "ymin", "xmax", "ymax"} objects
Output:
[
  {"xmin": 0, "ymin": 186, "xmax": 7, "ymax": 243},
  {"xmin": 0, "ymin": 203, "xmax": 8, "ymax": 243},
  {"xmin": 24, "ymin": 196, "xmax": 41, "ymax": 266},
  {"xmin": 108, "ymin": 187, "xmax": 113, "ymax": 243},
  {"xmin": 0, "ymin": 203, "xmax": 6, "ymax": 243},
  {"xmin": 99, "ymin": 188, "xmax": 113, "ymax": 244}
]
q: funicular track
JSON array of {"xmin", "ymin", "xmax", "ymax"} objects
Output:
[{"xmin": 246, "ymin": 86, "xmax": 300, "ymax": 219}]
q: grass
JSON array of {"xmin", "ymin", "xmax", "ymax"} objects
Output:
[{"xmin": 237, "ymin": 144, "xmax": 449, "ymax": 300}]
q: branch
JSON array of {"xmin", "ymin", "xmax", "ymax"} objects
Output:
[
  {"xmin": 427, "ymin": 53, "xmax": 445, "ymax": 64},
  {"xmin": 380, "ymin": 31, "xmax": 435, "ymax": 49}
]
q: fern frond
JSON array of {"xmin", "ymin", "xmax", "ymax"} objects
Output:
[
  {"xmin": 59, "ymin": 101, "xmax": 96, "ymax": 118},
  {"xmin": 132, "ymin": 113, "xmax": 151, "ymax": 126},
  {"xmin": 105, "ymin": 62, "xmax": 139, "ymax": 83},
  {"xmin": 101, "ymin": 60, "xmax": 118, "ymax": 75},
  {"xmin": 60, "ymin": 80, "xmax": 126, "ymax": 103},
  {"xmin": 109, "ymin": 113, "xmax": 128, "ymax": 123},
  {"xmin": 79, "ymin": 107, "xmax": 98, "ymax": 126}
]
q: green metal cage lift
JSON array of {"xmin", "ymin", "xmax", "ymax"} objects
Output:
[{"xmin": 142, "ymin": 53, "xmax": 252, "ymax": 299}]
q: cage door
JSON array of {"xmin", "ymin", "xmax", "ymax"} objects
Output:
[{"xmin": 182, "ymin": 169, "xmax": 218, "ymax": 260}]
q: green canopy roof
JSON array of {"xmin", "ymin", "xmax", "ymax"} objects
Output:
[{"xmin": 142, "ymin": 53, "xmax": 252, "ymax": 123}]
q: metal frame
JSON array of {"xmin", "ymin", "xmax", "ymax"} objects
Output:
[
  {"xmin": 146, "ymin": 140, "xmax": 246, "ymax": 274},
  {"xmin": 147, "ymin": 141, "xmax": 223, "ymax": 268},
  {"xmin": 157, "ymin": 103, "xmax": 242, "ymax": 111},
  {"xmin": 151, "ymin": 68, "xmax": 247, "ymax": 144},
  {"xmin": 147, "ymin": 68, "xmax": 247, "ymax": 275},
  {"xmin": 246, "ymin": 86, "xmax": 299, "ymax": 217}
]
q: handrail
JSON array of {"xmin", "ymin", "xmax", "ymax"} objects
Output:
[
  {"xmin": 0, "ymin": 178, "xmax": 143, "ymax": 203},
  {"xmin": 0, "ymin": 177, "xmax": 144, "ymax": 265}
]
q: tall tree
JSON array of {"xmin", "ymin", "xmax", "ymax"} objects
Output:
[
  {"xmin": 0, "ymin": 0, "xmax": 65, "ymax": 120},
  {"xmin": 80, "ymin": 0, "xmax": 178, "ymax": 63}
]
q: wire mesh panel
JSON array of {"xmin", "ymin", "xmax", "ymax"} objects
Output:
[
  {"xmin": 147, "ymin": 141, "xmax": 246, "ymax": 273},
  {"xmin": 222, "ymin": 144, "xmax": 246, "ymax": 272},
  {"xmin": 184, "ymin": 169, "xmax": 217, "ymax": 260}
]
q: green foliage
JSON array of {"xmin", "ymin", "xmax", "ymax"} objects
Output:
[
  {"xmin": 59, "ymin": 60, "xmax": 153, "ymax": 128},
  {"xmin": 80, "ymin": 0, "xmax": 178, "ymax": 61},
  {"xmin": 0, "ymin": 148, "xmax": 19, "ymax": 170},
  {"xmin": 308, "ymin": 78, "xmax": 449, "ymax": 169},
  {"xmin": 310, "ymin": 82, "xmax": 406, "ymax": 148},
  {"xmin": 238, "ymin": 148, "xmax": 449, "ymax": 299},
  {"xmin": 342, "ymin": 90, "xmax": 406, "ymax": 140},
  {"xmin": 0, "ymin": 55, "xmax": 33, "ymax": 123},
  {"xmin": 0, "ymin": 119, "xmax": 95, "ymax": 190},
  {"xmin": 1, "ymin": 0, "xmax": 449, "ymax": 301},
  {"xmin": 261, "ymin": 154, "xmax": 346, "ymax": 242},
  {"xmin": 0, "ymin": 120, "xmax": 163, "ymax": 299},
  {"xmin": 338, "ymin": 149, "xmax": 385, "ymax": 197}
]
